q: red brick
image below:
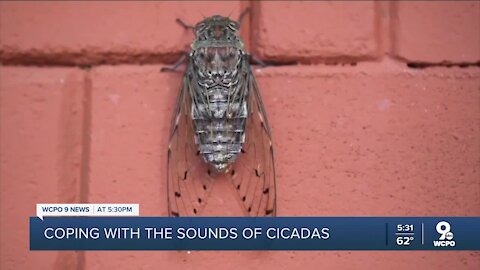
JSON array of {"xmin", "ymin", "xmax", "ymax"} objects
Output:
[
  {"xmin": 252, "ymin": 1, "xmax": 379, "ymax": 63},
  {"xmin": 0, "ymin": 2, "xmax": 241, "ymax": 65},
  {"xmin": 254, "ymin": 62, "xmax": 479, "ymax": 217},
  {"xmin": 0, "ymin": 67, "xmax": 86, "ymax": 270},
  {"xmin": 392, "ymin": 2, "xmax": 480, "ymax": 63},
  {"xmin": 86, "ymin": 66, "xmax": 183, "ymax": 268},
  {"xmin": 88, "ymin": 65, "xmax": 174, "ymax": 215}
]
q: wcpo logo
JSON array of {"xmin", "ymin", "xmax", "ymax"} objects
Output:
[{"xmin": 433, "ymin": 221, "xmax": 456, "ymax": 247}]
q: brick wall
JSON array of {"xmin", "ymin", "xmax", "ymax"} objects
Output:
[{"xmin": 1, "ymin": 1, "xmax": 479, "ymax": 270}]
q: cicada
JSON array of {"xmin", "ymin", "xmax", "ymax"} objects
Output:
[{"xmin": 164, "ymin": 10, "xmax": 276, "ymax": 217}]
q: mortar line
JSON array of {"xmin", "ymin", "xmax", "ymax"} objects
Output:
[
  {"xmin": 80, "ymin": 68, "xmax": 91, "ymax": 204},
  {"xmin": 76, "ymin": 68, "xmax": 92, "ymax": 270}
]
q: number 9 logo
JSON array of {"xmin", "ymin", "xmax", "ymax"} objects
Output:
[{"xmin": 436, "ymin": 221, "xmax": 453, "ymax": 240}]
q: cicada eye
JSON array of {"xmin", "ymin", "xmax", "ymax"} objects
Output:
[
  {"xmin": 229, "ymin": 22, "xmax": 239, "ymax": 31},
  {"xmin": 195, "ymin": 23, "xmax": 206, "ymax": 31}
]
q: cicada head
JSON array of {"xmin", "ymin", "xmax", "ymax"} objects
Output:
[{"xmin": 192, "ymin": 15, "xmax": 244, "ymax": 50}]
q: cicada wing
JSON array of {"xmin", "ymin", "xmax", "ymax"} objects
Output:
[
  {"xmin": 230, "ymin": 67, "xmax": 277, "ymax": 217},
  {"xmin": 167, "ymin": 75, "xmax": 213, "ymax": 217}
]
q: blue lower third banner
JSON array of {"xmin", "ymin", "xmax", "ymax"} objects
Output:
[{"xmin": 30, "ymin": 217, "xmax": 480, "ymax": 250}]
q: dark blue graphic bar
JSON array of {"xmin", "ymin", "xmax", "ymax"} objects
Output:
[{"xmin": 30, "ymin": 217, "xmax": 480, "ymax": 250}]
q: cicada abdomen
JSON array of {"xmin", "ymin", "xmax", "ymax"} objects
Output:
[{"xmin": 166, "ymin": 12, "xmax": 276, "ymax": 217}]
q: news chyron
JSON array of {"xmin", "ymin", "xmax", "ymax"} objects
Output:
[{"xmin": 30, "ymin": 204, "xmax": 479, "ymax": 251}]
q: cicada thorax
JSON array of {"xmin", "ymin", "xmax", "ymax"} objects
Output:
[{"xmin": 189, "ymin": 46, "xmax": 249, "ymax": 172}]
